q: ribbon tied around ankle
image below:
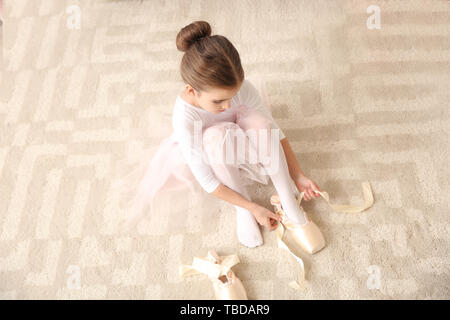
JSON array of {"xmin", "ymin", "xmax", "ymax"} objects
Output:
[{"xmin": 276, "ymin": 181, "xmax": 374, "ymax": 290}]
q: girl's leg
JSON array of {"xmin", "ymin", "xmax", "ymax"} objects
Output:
[
  {"xmin": 203, "ymin": 122, "xmax": 263, "ymax": 248},
  {"xmin": 265, "ymin": 143, "xmax": 307, "ymax": 224},
  {"xmin": 237, "ymin": 107, "xmax": 307, "ymax": 225}
]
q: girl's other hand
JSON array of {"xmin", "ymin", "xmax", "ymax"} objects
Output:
[
  {"xmin": 250, "ymin": 204, "xmax": 282, "ymax": 231},
  {"xmin": 294, "ymin": 174, "xmax": 321, "ymax": 201}
]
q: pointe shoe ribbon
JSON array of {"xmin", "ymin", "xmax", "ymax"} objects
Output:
[
  {"xmin": 271, "ymin": 181, "xmax": 374, "ymax": 290},
  {"xmin": 179, "ymin": 250, "xmax": 248, "ymax": 300},
  {"xmin": 311, "ymin": 181, "xmax": 374, "ymax": 213}
]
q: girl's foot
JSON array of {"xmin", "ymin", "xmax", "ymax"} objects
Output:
[
  {"xmin": 236, "ymin": 207, "xmax": 263, "ymax": 248},
  {"xmin": 271, "ymin": 194, "xmax": 326, "ymax": 254}
]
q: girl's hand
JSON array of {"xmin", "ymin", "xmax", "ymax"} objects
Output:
[
  {"xmin": 294, "ymin": 174, "xmax": 321, "ymax": 201},
  {"xmin": 250, "ymin": 204, "xmax": 282, "ymax": 231}
]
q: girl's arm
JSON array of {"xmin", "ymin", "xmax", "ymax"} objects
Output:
[
  {"xmin": 211, "ymin": 183, "xmax": 281, "ymax": 230},
  {"xmin": 280, "ymin": 137, "xmax": 305, "ymax": 180},
  {"xmin": 211, "ymin": 183, "xmax": 255, "ymax": 211},
  {"xmin": 280, "ymin": 137, "xmax": 321, "ymax": 201}
]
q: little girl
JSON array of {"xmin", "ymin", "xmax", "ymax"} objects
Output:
[{"xmin": 125, "ymin": 20, "xmax": 323, "ymax": 248}]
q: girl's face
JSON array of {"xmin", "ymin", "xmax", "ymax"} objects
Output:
[{"xmin": 185, "ymin": 82, "xmax": 242, "ymax": 114}]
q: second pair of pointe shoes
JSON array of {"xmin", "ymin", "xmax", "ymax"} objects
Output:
[
  {"xmin": 270, "ymin": 192, "xmax": 326, "ymax": 254},
  {"xmin": 179, "ymin": 250, "xmax": 248, "ymax": 300},
  {"xmin": 207, "ymin": 250, "xmax": 248, "ymax": 300}
]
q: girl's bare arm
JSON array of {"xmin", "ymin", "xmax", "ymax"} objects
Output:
[
  {"xmin": 210, "ymin": 183, "xmax": 256, "ymax": 211},
  {"xmin": 280, "ymin": 137, "xmax": 305, "ymax": 180},
  {"xmin": 210, "ymin": 183, "xmax": 281, "ymax": 230}
]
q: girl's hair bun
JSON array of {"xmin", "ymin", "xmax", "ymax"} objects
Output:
[{"xmin": 176, "ymin": 21, "xmax": 212, "ymax": 52}]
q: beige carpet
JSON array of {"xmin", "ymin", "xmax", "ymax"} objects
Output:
[{"xmin": 0, "ymin": 0, "xmax": 449, "ymax": 300}]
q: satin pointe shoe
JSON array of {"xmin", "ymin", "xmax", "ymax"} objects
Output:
[
  {"xmin": 207, "ymin": 251, "xmax": 248, "ymax": 300},
  {"xmin": 179, "ymin": 250, "xmax": 248, "ymax": 300},
  {"xmin": 270, "ymin": 194, "xmax": 326, "ymax": 254}
]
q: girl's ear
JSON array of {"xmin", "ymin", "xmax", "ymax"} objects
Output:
[{"xmin": 185, "ymin": 84, "xmax": 196, "ymax": 97}]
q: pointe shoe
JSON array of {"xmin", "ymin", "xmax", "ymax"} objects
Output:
[
  {"xmin": 179, "ymin": 250, "xmax": 248, "ymax": 300},
  {"xmin": 270, "ymin": 194, "xmax": 326, "ymax": 254},
  {"xmin": 207, "ymin": 250, "xmax": 248, "ymax": 300}
]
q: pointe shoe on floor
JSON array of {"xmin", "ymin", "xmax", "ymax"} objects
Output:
[
  {"xmin": 270, "ymin": 194, "xmax": 326, "ymax": 254},
  {"xmin": 207, "ymin": 250, "xmax": 248, "ymax": 300},
  {"xmin": 179, "ymin": 250, "xmax": 248, "ymax": 300}
]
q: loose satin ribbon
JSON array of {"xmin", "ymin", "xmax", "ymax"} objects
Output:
[
  {"xmin": 276, "ymin": 181, "xmax": 374, "ymax": 290},
  {"xmin": 179, "ymin": 251, "xmax": 240, "ymax": 280}
]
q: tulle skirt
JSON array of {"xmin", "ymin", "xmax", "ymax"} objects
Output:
[
  {"xmin": 113, "ymin": 76, "xmax": 277, "ymax": 231},
  {"xmin": 113, "ymin": 111, "xmax": 277, "ymax": 231}
]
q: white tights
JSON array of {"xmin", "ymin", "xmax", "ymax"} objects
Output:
[{"xmin": 203, "ymin": 110, "xmax": 306, "ymax": 248}]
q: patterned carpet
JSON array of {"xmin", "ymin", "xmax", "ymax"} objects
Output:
[{"xmin": 0, "ymin": 0, "xmax": 449, "ymax": 299}]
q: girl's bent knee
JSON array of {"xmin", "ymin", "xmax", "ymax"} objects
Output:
[{"xmin": 203, "ymin": 122, "xmax": 241, "ymax": 149}]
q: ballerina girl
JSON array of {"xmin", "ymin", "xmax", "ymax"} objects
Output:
[{"xmin": 124, "ymin": 20, "xmax": 324, "ymax": 249}]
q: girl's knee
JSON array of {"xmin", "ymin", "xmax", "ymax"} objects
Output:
[
  {"xmin": 203, "ymin": 122, "xmax": 239, "ymax": 156},
  {"xmin": 203, "ymin": 122, "xmax": 239, "ymax": 142},
  {"xmin": 203, "ymin": 121, "xmax": 251, "ymax": 167},
  {"xmin": 236, "ymin": 106, "xmax": 272, "ymax": 132}
]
